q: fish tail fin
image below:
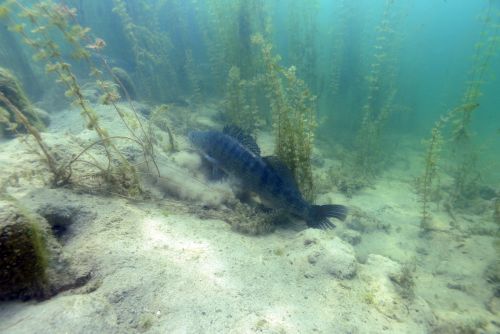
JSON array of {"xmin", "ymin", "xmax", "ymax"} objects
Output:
[{"xmin": 307, "ymin": 204, "xmax": 348, "ymax": 230}]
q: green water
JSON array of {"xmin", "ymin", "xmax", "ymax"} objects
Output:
[
  {"xmin": 2, "ymin": 0, "xmax": 498, "ymax": 183},
  {"xmin": 0, "ymin": 0, "xmax": 499, "ymax": 332}
]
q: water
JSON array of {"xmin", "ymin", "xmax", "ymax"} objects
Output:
[{"xmin": 0, "ymin": 0, "xmax": 499, "ymax": 333}]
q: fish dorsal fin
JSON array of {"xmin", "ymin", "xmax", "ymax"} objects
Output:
[
  {"xmin": 262, "ymin": 156, "xmax": 298, "ymax": 189},
  {"xmin": 223, "ymin": 125, "xmax": 261, "ymax": 156}
]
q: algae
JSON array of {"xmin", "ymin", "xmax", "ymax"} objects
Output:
[
  {"xmin": 253, "ymin": 33, "xmax": 316, "ymax": 201},
  {"xmin": 0, "ymin": 198, "xmax": 49, "ymax": 300},
  {"xmin": 0, "ymin": 67, "xmax": 46, "ymax": 137},
  {"xmin": 417, "ymin": 116, "xmax": 446, "ymax": 231},
  {"xmin": 111, "ymin": 66, "xmax": 136, "ymax": 100}
]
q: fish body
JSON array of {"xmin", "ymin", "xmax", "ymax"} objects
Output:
[{"xmin": 189, "ymin": 126, "xmax": 347, "ymax": 229}]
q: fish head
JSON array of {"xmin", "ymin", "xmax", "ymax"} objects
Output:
[
  {"xmin": 188, "ymin": 130, "xmax": 212, "ymax": 152},
  {"xmin": 188, "ymin": 130, "xmax": 221, "ymax": 165}
]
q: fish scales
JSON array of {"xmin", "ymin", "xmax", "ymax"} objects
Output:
[{"xmin": 189, "ymin": 127, "xmax": 347, "ymax": 229}]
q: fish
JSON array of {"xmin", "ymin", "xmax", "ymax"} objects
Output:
[{"xmin": 188, "ymin": 126, "xmax": 347, "ymax": 229}]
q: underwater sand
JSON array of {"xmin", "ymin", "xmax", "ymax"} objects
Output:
[{"xmin": 0, "ymin": 103, "xmax": 498, "ymax": 334}]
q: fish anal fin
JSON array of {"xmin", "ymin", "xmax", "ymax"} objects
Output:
[{"xmin": 199, "ymin": 152, "xmax": 226, "ymax": 180}]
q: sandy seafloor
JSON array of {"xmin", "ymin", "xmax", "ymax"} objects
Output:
[{"xmin": 0, "ymin": 102, "xmax": 498, "ymax": 334}]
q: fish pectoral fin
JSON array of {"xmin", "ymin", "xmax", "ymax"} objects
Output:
[
  {"xmin": 199, "ymin": 153, "xmax": 226, "ymax": 180},
  {"xmin": 202, "ymin": 152, "xmax": 218, "ymax": 165},
  {"xmin": 210, "ymin": 166, "xmax": 226, "ymax": 180}
]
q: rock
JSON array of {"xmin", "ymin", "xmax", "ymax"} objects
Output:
[
  {"xmin": 229, "ymin": 312, "xmax": 290, "ymax": 334},
  {"xmin": 0, "ymin": 198, "xmax": 49, "ymax": 300},
  {"xmin": 294, "ymin": 229, "xmax": 357, "ymax": 279},
  {"xmin": 478, "ymin": 185, "xmax": 497, "ymax": 200},
  {"xmin": 19, "ymin": 188, "xmax": 97, "ymax": 243},
  {"xmin": 37, "ymin": 203, "xmax": 90, "ymax": 242},
  {"xmin": 0, "ymin": 197, "xmax": 89, "ymax": 301},
  {"xmin": 359, "ymin": 254, "xmax": 423, "ymax": 321}
]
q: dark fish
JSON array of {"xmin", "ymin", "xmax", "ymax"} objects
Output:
[{"xmin": 189, "ymin": 126, "xmax": 347, "ymax": 229}]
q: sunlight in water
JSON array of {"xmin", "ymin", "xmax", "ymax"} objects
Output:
[
  {"xmin": 141, "ymin": 216, "xmax": 232, "ymax": 289},
  {"xmin": 0, "ymin": 0, "xmax": 498, "ymax": 332}
]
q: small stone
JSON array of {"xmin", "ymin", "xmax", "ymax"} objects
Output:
[
  {"xmin": 295, "ymin": 229, "xmax": 357, "ymax": 279},
  {"xmin": 339, "ymin": 229, "xmax": 362, "ymax": 245},
  {"xmin": 321, "ymin": 237, "xmax": 357, "ymax": 279},
  {"xmin": 307, "ymin": 251, "xmax": 320, "ymax": 264},
  {"xmin": 1, "ymin": 194, "xmax": 91, "ymax": 301}
]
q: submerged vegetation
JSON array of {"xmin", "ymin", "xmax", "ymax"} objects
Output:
[
  {"xmin": 330, "ymin": 0, "xmax": 404, "ymax": 196},
  {"xmin": 416, "ymin": 116, "xmax": 445, "ymax": 231},
  {"xmin": 416, "ymin": 1, "xmax": 499, "ymax": 227},
  {"xmin": 0, "ymin": 0, "xmax": 497, "ymax": 225},
  {"xmin": 252, "ymin": 33, "xmax": 316, "ymax": 201},
  {"xmin": 447, "ymin": 3, "xmax": 500, "ymax": 210},
  {"xmin": 0, "ymin": 1, "xmax": 499, "ymax": 331},
  {"xmin": 0, "ymin": 67, "xmax": 47, "ymax": 137},
  {"xmin": 0, "ymin": 0, "xmax": 162, "ymax": 194}
]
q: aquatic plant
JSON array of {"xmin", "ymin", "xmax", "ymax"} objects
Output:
[
  {"xmin": 252, "ymin": 34, "xmax": 316, "ymax": 201},
  {"xmin": 329, "ymin": 0, "xmax": 349, "ymax": 98},
  {"xmin": 0, "ymin": 15, "xmax": 42, "ymax": 98},
  {"xmin": 149, "ymin": 104, "xmax": 177, "ymax": 154},
  {"xmin": 0, "ymin": 91, "xmax": 65, "ymax": 184},
  {"xmin": 329, "ymin": 162, "xmax": 371, "ymax": 199},
  {"xmin": 416, "ymin": 116, "xmax": 446, "ymax": 231},
  {"xmin": 447, "ymin": 3, "xmax": 499, "ymax": 208},
  {"xmin": 353, "ymin": 87, "xmax": 397, "ymax": 178},
  {"xmin": 229, "ymin": 202, "xmax": 278, "ymax": 236},
  {"xmin": 111, "ymin": 66, "xmax": 136, "ymax": 101},
  {"xmin": 0, "ymin": 67, "xmax": 46, "ymax": 137},
  {"xmin": 222, "ymin": 66, "xmax": 261, "ymax": 134},
  {"xmin": 451, "ymin": 2, "xmax": 499, "ymax": 144},
  {"xmin": 223, "ymin": 66, "xmax": 245, "ymax": 127},
  {"xmin": 285, "ymin": 0, "xmax": 319, "ymax": 92},
  {"xmin": 28, "ymin": 2, "xmax": 140, "ymax": 193},
  {"xmin": 184, "ymin": 49, "xmax": 202, "ymax": 103},
  {"xmin": 392, "ymin": 261, "xmax": 416, "ymax": 301},
  {"xmin": 192, "ymin": 0, "xmax": 229, "ymax": 95},
  {"xmin": 194, "ymin": 0, "xmax": 268, "ymax": 96},
  {"xmin": 112, "ymin": 0, "xmax": 178, "ymax": 101},
  {"xmin": 358, "ymin": 0, "xmax": 400, "ymax": 167},
  {"xmin": 333, "ymin": 0, "xmax": 401, "ymax": 195},
  {"xmin": 0, "ymin": 0, "xmax": 163, "ymax": 194}
]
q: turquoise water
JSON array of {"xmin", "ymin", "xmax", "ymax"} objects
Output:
[{"xmin": 0, "ymin": 0, "xmax": 499, "ymax": 333}]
